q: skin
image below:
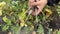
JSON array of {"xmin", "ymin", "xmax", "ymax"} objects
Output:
[
  {"xmin": 28, "ymin": 0, "xmax": 48, "ymax": 34},
  {"xmin": 28, "ymin": 0, "xmax": 48, "ymax": 16}
]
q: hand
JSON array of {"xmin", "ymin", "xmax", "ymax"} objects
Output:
[{"xmin": 28, "ymin": 0, "xmax": 47, "ymax": 16}]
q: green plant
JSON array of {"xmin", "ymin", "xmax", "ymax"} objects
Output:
[{"xmin": 0, "ymin": 0, "xmax": 60, "ymax": 34}]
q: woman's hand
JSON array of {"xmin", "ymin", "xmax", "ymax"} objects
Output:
[{"xmin": 28, "ymin": 0, "xmax": 47, "ymax": 16}]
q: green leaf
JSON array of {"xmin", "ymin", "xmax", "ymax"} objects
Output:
[
  {"xmin": 37, "ymin": 24, "xmax": 44, "ymax": 34},
  {"xmin": 57, "ymin": 6, "xmax": 60, "ymax": 9},
  {"xmin": 0, "ymin": 10, "xmax": 2, "ymax": 16},
  {"xmin": 3, "ymin": 16, "xmax": 11, "ymax": 25},
  {"xmin": 2, "ymin": 25, "xmax": 9, "ymax": 31},
  {"xmin": 57, "ymin": 30, "xmax": 60, "ymax": 34},
  {"xmin": 11, "ymin": 17, "xmax": 16, "ymax": 23}
]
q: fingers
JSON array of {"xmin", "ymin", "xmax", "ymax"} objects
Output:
[
  {"xmin": 31, "ymin": 9, "xmax": 38, "ymax": 16},
  {"xmin": 36, "ymin": 0, "xmax": 39, "ymax": 2},
  {"xmin": 28, "ymin": 0, "xmax": 40, "ymax": 7},
  {"xmin": 28, "ymin": 0, "xmax": 35, "ymax": 7},
  {"xmin": 29, "ymin": 0, "xmax": 34, "ymax": 2},
  {"xmin": 30, "ymin": 0, "xmax": 41, "ymax": 6},
  {"xmin": 28, "ymin": 0, "xmax": 47, "ymax": 7},
  {"xmin": 28, "ymin": 0, "xmax": 48, "ymax": 16},
  {"xmin": 31, "ymin": 11, "xmax": 36, "ymax": 16},
  {"xmin": 31, "ymin": 9, "xmax": 41, "ymax": 16},
  {"xmin": 34, "ymin": 0, "xmax": 47, "ymax": 6}
]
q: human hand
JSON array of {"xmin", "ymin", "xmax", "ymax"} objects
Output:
[{"xmin": 28, "ymin": 0, "xmax": 47, "ymax": 16}]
